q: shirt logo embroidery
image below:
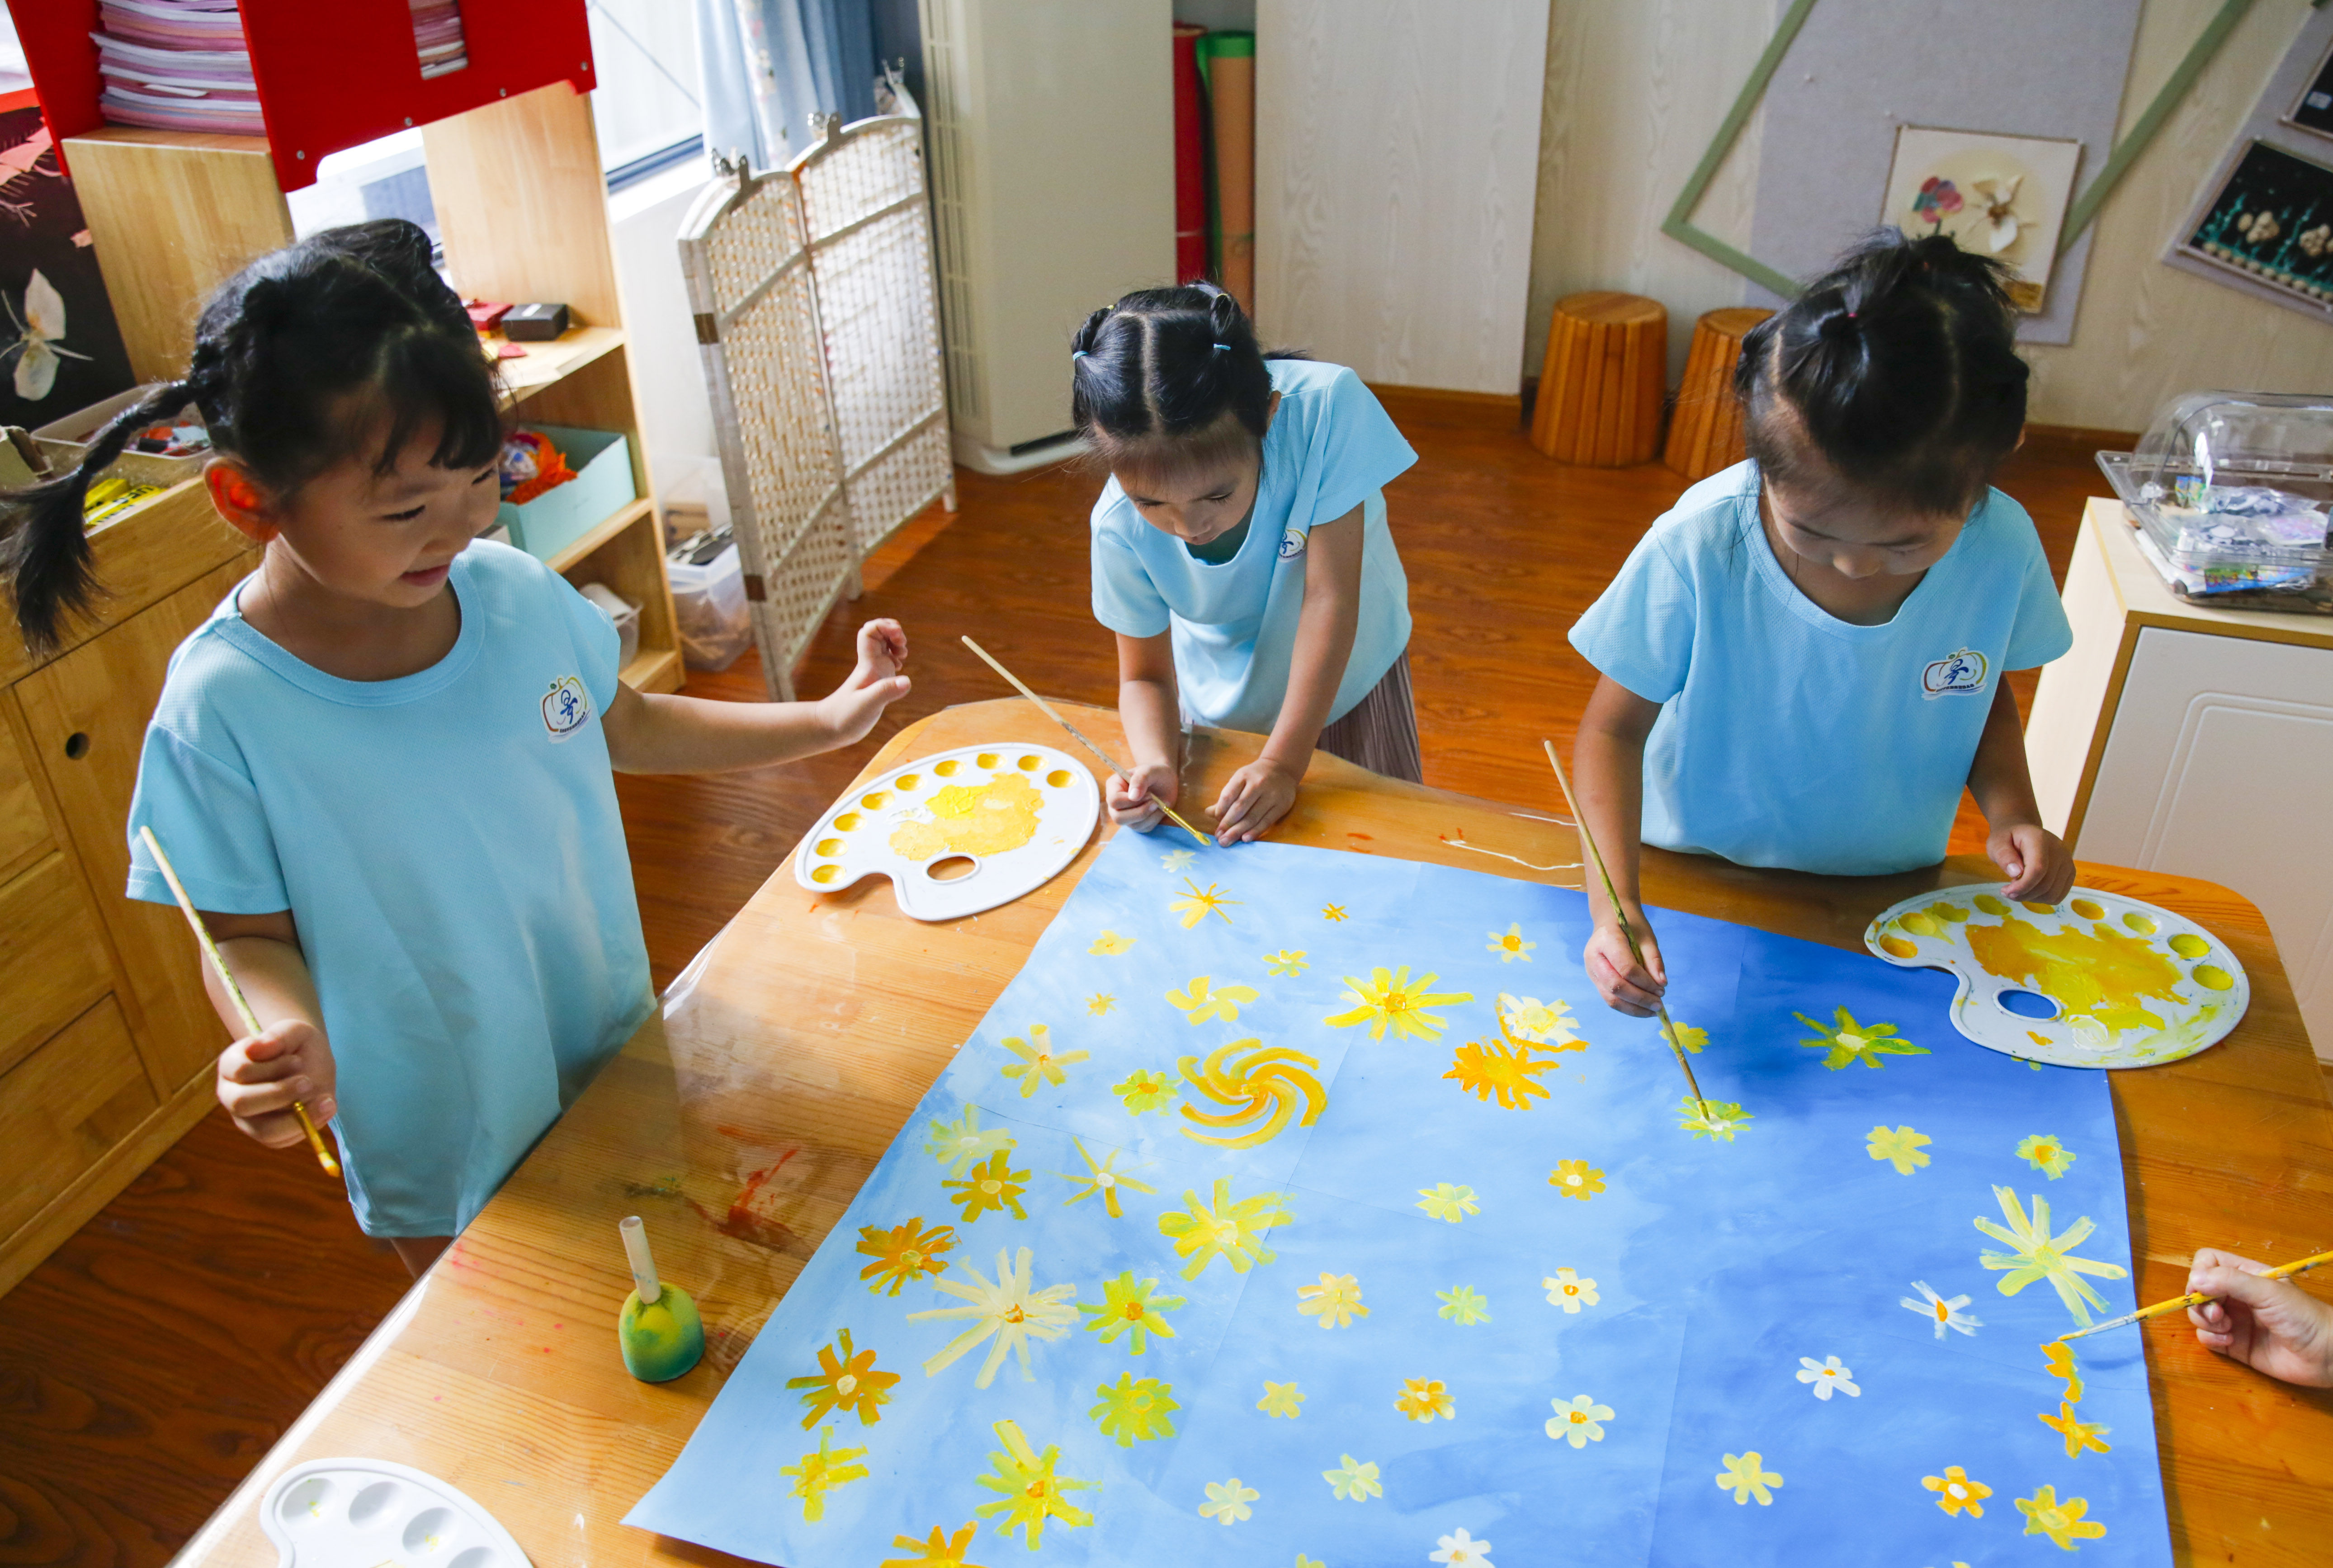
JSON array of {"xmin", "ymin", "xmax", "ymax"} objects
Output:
[
  {"xmin": 1920, "ymin": 647, "xmax": 1989, "ymax": 700},
  {"xmin": 541, "ymin": 675, "xmax": 592, "ymax": 740},
  {"xmin": 1279, "ymin": 527, "xmax": 1307, "ymax": 560}
]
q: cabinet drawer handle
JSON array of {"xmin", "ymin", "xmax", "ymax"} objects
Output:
[{"xmin": 64, "ymin": 732, "xmax": 90, "ymax": 760}]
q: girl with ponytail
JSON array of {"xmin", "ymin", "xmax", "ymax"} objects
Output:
[
  {"xmin": 1077, "ymin": 283, "xmax": 1421, "ymax": 844},
  {"xmin": 1567, "ymin": 230, "xmax": 2075, "ymax": 1016},
  {"xmin": 0, "ymin": 222, "xmax": 911, "ymax": 1270}
]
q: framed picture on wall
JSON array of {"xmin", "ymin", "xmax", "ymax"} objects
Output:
[
  {"xmin": 2177, "ymin": 139, "xmax": 2333, "ymax": 315},
  {"xmin": 1878, "ymin": 126, "xmax": 2083, "ymax": 313},
  {"xmin": 2286, "ymin": 34, "xmax": 2333, "ymax": 140}
]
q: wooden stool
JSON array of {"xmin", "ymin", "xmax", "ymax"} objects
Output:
[
  {"xmin": 1663, "ymin": 306, "xmax": 1772, "ymax": 482},
  {"xmin": 1530, "ymin": 291, "xmax": 1666, "ymax": 466}
]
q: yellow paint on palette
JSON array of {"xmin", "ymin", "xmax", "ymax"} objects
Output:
[
  {"xmin": 1974, "ymin": 894, "xmax": 2011, "ymax": 917},
  {"xmin": 2167, "ymin": 933, "xmax": 2211, "ymax": 959},
  {"xmin": 2120, "ymin": 912, "xmax": 2157, "ymax": 935},
  {"xmin": 1878, "ymin": 936, "xmax": 1918, "ymax": 959},
  {"xmin": 1017, "ymin": 755, "xmax": 1041, "ymax": 770},
  {"xmin": 935, "ymin": 759, "xmax": 962, "ymax": 776},
  {"xmin": 976, "ymin": 752, "xmax": 999, "ymax": 768},
  {"xmin": 896, "ymin": 774, "xmax": 920, "ymax": 790},
  {"xmin": 1931, "ymin": 902, "xmax": 1969, "ymax": 922},
  {"xmin": 862, "ymin": 791, "xmax": 890, "ymax": 809},
  {"xmin": 1046, "ymin": 770, "xmax": 1074, "ymax": 788},
  {"xmin": 1965, "ymin": 916, "xmax": 2187, "ymax": 1033},
  {"xmin": 815, "ymin": 839, "xmax": 844, "ymax": 857},
  {"xmin": 1899, "ymin": 911, "xmax": 1941, "ymax": 937},
  {"xmin": 2191, "ymin": 964, "xmax": 2235, "ymax": 992},
  {"xmin": 2069, "ymin": 898, "xmax": 2105, "ymax": 921},
  {"xmin": 833, "ymin": 812, "xmax": 862, "ymax": 831},
  {"xmin": 811, "ymin": 864, "xmax": 841, "ymax": 884},
  {"xmin": 889, "ymin": 773, "xmax": 1046, "ymax": 862}
]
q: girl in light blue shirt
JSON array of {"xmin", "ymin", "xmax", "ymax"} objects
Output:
[
  {"xmin": 0, "ymin": 222, "xmax": 913, "ymax": 1272},
  {"xmin": 1569, "ymin": 231, "xmax": 2074, "ymax": 1016},
  {"xmin": 1081, "ymin": 284, "xmax": 1419, "ymax": 844}
]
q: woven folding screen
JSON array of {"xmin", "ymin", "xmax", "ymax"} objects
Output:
[{"xmin": 680, "ymin": 107, "xmax": 953, "ymax": 699}]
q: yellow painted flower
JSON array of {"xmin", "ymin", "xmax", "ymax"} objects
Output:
[
  {"xmin": 1322, "ymin": 903, "xmax": 1348, "ymax": 922},
  {"xmin": 1715, "ymin": 1450, "xmax": 1783, "ymax": 1506},
  {"xmin": 1297, "ymin": 1558, "xmax": 1325, "ymax": 1568},
  {"xmin": 1395, "ymin": 1377, "xmax": 1455, "ymax": 1422},
  {"xmin": 1921, "ymin": 1464, "xmax": 1991, "ymax": 1517},
  {"xmin": 941, "ymin": 1149, "xmax": 1030, "ymax": 1223},
  {"xmin": 1322, "ymin": 1454, "xmax": 1381, "ymax": 1502},
  {"xmin": 2015, "ymin": 1484, "xmax": 2106, "ymax": 1550},
  {"xmin": 1157, "ymin": 1177, "xmax": 1290, "ymax": 1279},
  {"xmin": 1199, "ymin": 1477, "xmax": 1258, "ymax": 1526},
  {"xmin": 909, "ymin": 1246, "xmax": 1077, "ymax": 1387},
  {"xmin": 1055, "ymin": 1137, "xmax": 1157, "ymax": 1218},
  {"xmin": 925, "ymin": 1105, "xmax": 1015, "ymax": 1177},
  {"xmin": 1549, "ymin": 1158, "xmax": 1606, "ymax": 1200},
  {"xmin": 1177, "ymin": 1039, "xmax": 1327, "ymax": 1150},
  {"xmin": 1091, "ymin": 930, "xmax": 1136, "ymax": 955},
  {"xmin": 1086, "ymin": 992, "xmax": 1116, "ymax": 1016},
  {"xmin": 972, "ymin": 1419, "xmax": 1095, "ymax": 1548},
  {"xmin": 1436, "ymin": 1285, "xmax": 1491, "ymax": 1325},
  {"xmin": 1678, "ymin": 1096, "xmax": 1753, "ymax": 1142},
  {"xmin": 1263, "ymin": 948, "xmax": 1309, "ymax": 976},
  {"xmin": 998, "ymin": 1023, "xmax": 1088, "ymax": 1098},
  {"xmin": 1166, "ymin": 974, "xmax": 1261, "ymax": 1025},
  {"xmin": 1974, "ymin": 1185, "xmax": 2129, "ymax": 1326},
  {"xmin": 1113, "ymin": 1067, "xmax": 1179, "ymax": 1116},
  {"xmin": 1544, "ymin": 1268, "xmax": 1600, "ymax": 1312},
  {"xmin": 1077, "ymin": 1270, "xmax": 1184, "ymax": 1355},
  {"xmin": 1160, "ymin": 849, "xmax": 1196, "ymax": 873},
  {"xmin": 785, "ymin": 1327, "xmax": 900, "ymax": 1428},
  {"xmin": 1546, "ymin": 1393, "xmax": 1612, "ymax": 1447},
  {"xmin": 877, "ymin": 1521, "xmax": 984, "ymax": 1568},
  {"xmin": 2043, "ymin": 1341, "xmax": 2084, "ymax": 1403},
  {"xmin": 1496, "ymin": 992, "xmax": 1584, "ymax": 1050},
  {"xmin": 1867, "ymin": 1124, "xmax": 1933, "ymax": 1175},
  {"xmin": 1257, "ymin": 1379, "xmax": 1305, "ymax": 1418},
  {"xmin": 1170, "ymin": 877, "xmax": 1240, "ymax": 927},
  {"xmin": 1660, "ymin": 1018, "xmax": 1707, "ymax": 1054},
  {"xmin": 1445, "ymin": 1037, "xmax": 1558, "ymax": 1108},
  {"xmin": 1795, "ymin": 1006, "xmax": 1930, "ymax": 1070},
  {"xmin": 2017, "ymin": 1133, "xmax": 2078, "ymax": 1179},
  {"xmin": 2038, "ymin": 1400, "xmax": 2112, "ymax": 1457},
  {"xmin": 855, "ymin": 1215, "xmax": 957, "ymax": 1296},
  {"xmin": 1090, "ymin": 1372, "xmax": 1179, "ymax": 1446},
  {"xmin": 1415, "ymin": 1182, "xmax": 1480, "ymax": 1223},
  {"xmin": 779, "ymin": 1426, "xmax": 869, "ymax": 1521},
  {"xmin": 1324, "ymin": 965, "xmax": 1476, "ymax": 1042},
  {"xmin": 1297, "ymin": 1270, "xmax": 1369, "ymax": 1328},
  {"xmin": 1488, "ymin": 923, "xmax": 1535, "ymax": 962}
]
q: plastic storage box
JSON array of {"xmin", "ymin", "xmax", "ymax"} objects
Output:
[
  {"xmin": 498, "ymin": 424, "xmax": 636, "ymax": 562},
  {"xmin": 2097, "ymin": 392, "xmax": 2331, "ymax": 599}
]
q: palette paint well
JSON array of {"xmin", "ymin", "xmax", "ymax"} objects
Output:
[
  {"xmin": 794, "ymin": 743, "xmax": 1101, "ymax": 920},
  {"xmin": 1865, "ymin": 883, "xmax": 2248, "ymax": 1067},
  {"xmin": 260, "ymin": 1458, "xmax": 530, "ymax": 1568}
]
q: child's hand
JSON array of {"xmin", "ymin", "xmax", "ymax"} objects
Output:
[
  {"xmin": 1989, "ymin": 820, "xmax": 2074, "ymax": 902},
  {"xmin": 216, "ymin": 1019, "xmax": 338, "ymax": 1149},
  {"xmin": 2185, "ymin": 1248, "xmax": 2333, "ymax": 1387},
  {"xmin": 1108, "ymin": 762, "xmax": 1178, "ymax": 831},
  {"xmin": 1213, "ymin": 757, "xmax": 1299, "ymax": 845},
  {"xmin": 1585, "ymin": 920, "xmax": 1666, "ymax": 1016},
  {"xmin": 817, "ymin": 619, "xmax": 912, "ymax": 745}
]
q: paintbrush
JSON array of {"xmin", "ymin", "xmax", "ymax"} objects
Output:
[
  {"xmin": 1539, "ymin": 738, "xmax": 1715, "ymax": 1128},
  {"xmin": 2054, "ymin": 1247, "xmax": 2333, "ymax": 1341},
  {"xmin": 960, "ymin": 634, "xmax": 1214, "ymax": 849},
  {"xmin": 138, "ymin": 825, "xmax": 341, "ymax": 1177}
]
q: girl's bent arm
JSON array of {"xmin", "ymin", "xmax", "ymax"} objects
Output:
[
  {"xmin": 1110, "ymin": 630, "xmax": 1181, "ymax": 830},
  {"xmin": 1574, "ymin": 675, "xmax": 1668, "ymax": 1015},
  {"xmin": 202, "ymin": 909, "xmax": 338, "ymax": 1147},
  {"xmin": 1966, "ymin": 680, "xmax": 2074, "ymax": 902},
  {"xmin": 1215, "ymin": 506, "xmax": 1364, "ymax": 844},
  {"xmin": 601, "ymin": 619, "xmax": 910, "ymax": 774}
]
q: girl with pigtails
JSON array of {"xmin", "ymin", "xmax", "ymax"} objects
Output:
[
  {"xmin": 1076, "ymin": 282, "xmax": 1422, "ymax": 845},
  {"xmin": 0, "ymin": 221, "xmax": 914, "ymax": 1271}
]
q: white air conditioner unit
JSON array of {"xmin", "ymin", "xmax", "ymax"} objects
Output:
[{"xmin": 918, "ymin": 0, "xmax": 1174, "ymax": 473}]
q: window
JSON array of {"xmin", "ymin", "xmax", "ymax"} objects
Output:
[{"xmin": 586, "ymin": 0, "xmax": 703, "ymax": 188}]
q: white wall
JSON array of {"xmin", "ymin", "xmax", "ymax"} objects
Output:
[{"xmin": 607, "ymin": 157, "xmax": 722, "ymax": 503}]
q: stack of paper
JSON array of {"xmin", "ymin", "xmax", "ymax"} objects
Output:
[{"xmin": 94, "ymin": 0, "xmax": 260, "ymax": 134}]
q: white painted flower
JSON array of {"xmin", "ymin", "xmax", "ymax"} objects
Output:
[
  {"xmin": 1430, "ymin": 1527, "xmax": 1493, "ymax": 1566},
  {"xmin": 1199, "ymin": 1477, "xmax": 1256, "ymax": 1525},
  {"xmin": 1161, "ymin": 849, "xmax": 1197, "ymax": 873},
  {"xmin": 1901, "ymin": 1279, "xmax": 1983, "ymax": 1339},
  {"xmin": 1487, "ymin": 923, "xmax": 1535, "ymax": 963},
  {"xmin": 1794, "ymin": 1354, "xmax": 1860, "ymax": 1400},
  {"xmin": 1544, "ymin": 1393, "xmax": 1612, "ymax": 1447},
  {"xmin": 1542, "ymin": 1268, "xmax": 1599, "ymax": 1313}
]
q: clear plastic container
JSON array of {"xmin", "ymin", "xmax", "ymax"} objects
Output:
[{"xmin": 2096, "ymin": 391, "xmax": 2332, "ymax": 597}]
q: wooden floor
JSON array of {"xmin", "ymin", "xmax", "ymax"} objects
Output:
[{"xmin": 2, "ymin": 394, "xmax": 2132, "ymax": 1566}]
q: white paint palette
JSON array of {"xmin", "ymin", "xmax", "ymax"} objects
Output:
[
  {"xmin": 1864, "ymin": 883, "xmax": 2249, "ymax": 1069},
  {"xmin": 260, "ymin": 1458, "xmax": 529, "ymax": 1568},
  {"xmin": 793, "ymin": 743, "xmax": 1101, "ymax": 921}
]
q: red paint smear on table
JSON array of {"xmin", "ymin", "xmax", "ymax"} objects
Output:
[{"xmin": 689, "ymin": 1148, "xmax": 808, "ymax": 1255}]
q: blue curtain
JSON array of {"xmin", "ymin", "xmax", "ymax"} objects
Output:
[{"xmin": 697, "ymin": 0, "xmax": 878, "ymax": 172}]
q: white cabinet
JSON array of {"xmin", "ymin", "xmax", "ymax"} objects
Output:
[{"xmin": 2028, "ymin": 500, "xmax": 2333, "ymax": 1059}]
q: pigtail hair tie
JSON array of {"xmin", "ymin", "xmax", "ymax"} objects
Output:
[
  {"xmin": 1211, "ymin": 342, "xmax": 1229, "ymax": 353},
  {"xmin": 1071, "ymin": 349, "xmax": 1089, "ymax": 360}
]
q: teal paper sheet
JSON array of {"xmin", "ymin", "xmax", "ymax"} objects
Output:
[{"xmin": 628, "ymin": 833, "xmax": 2168, "ymax": 1565}]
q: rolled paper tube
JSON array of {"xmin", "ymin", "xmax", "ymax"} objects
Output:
[{"xmin": 619, "ymin": 1213, "xmax": 661, "ymax": 1304}]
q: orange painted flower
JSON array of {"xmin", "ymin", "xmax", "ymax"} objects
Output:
[
  {"xmin": 785, "ymin": 1327, "xmax": 901, "ymax": 1428},
  {"xmin": 1549, "ymin": 1159, "xmax": 1606, "ymax": 1200},
  {"xmin": 942, "ymin": 1148, "xmax": 1030, "ymax": 1223},
  {"xmin": 1445, "ymin": 1037, "xmax": 1558, "ymax": 1109},
  {"xmin": 1921, "ymin": 1464, "xmax": 1991, "ymax": 1517},
  {"xmin": 855, "ymin": 1216, "xmax": 958, "ymax": 1296},
  {"xmin": 1394, "ymin": 1377, "xmax": 1456, "ymax": 1422}
]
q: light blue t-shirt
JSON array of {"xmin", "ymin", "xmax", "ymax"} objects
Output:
[
  {"xmin": 124, "ymin": 541, "xmax": 655, "ymax": 1237},
  {"xmin": 1090, "ymin": 359, "xmax": 1417, "ymax": 734},
  {"xmin": 1568, "ymin": 462, "xmax": 2073, "ymax": 877}
]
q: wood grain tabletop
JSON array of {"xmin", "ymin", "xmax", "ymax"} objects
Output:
[{"xmin": 174, "ymin": 698, "xmax": 2333, "ymax": 1568}]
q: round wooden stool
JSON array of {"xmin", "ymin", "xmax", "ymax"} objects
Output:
[
  {"xmin": 1529, "ymin": 291, "xmax": 1667, "ymax": 466},
  {"xmin": 1662, "ymin": 306, "xmax": 1772, "ymax": 482}
]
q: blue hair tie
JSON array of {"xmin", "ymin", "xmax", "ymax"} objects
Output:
[
  {"xmin": 1072, "ymin": 349, "xmax": 1090, "ymax": 360},
  {"xmin": 1212, "ymin": 342, "xmax": 1229, "ymax": 353}
]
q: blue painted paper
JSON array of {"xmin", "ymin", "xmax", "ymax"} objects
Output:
[{"xmin": 628, "ymin": 834, "xmax": 2169, "ymax": 1566}]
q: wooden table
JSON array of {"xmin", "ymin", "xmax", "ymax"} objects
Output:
[{"xmin": 176, "ymin": 699, "xmax": 2333, "ymax": 1568}]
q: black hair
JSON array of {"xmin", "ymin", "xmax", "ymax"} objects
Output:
[
  {"xmin": 2, "ymin": 219, "xmax": 502, "ymax": 654},
  {"xmin": 1734, "ymin": 229, "xmax": 2029, "ymax": 518},
  {"xmin": 1069, "ymin": 282, "xmax": 1296, "ymax": 480}
]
